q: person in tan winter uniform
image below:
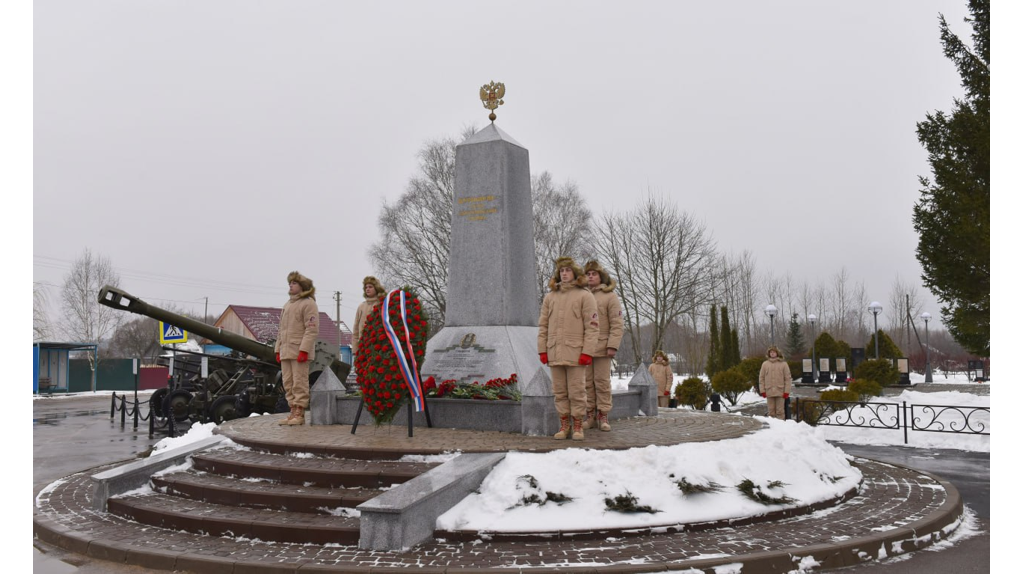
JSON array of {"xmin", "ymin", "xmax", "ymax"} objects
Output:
[
  {"xmin": 582, "ymin": 260, "xmax": 623, "ymax": 432},
  {"xmin": 648, "ymin": 350, "xmax": 674, "ymax": 408},
  {"xmin": 758, "ymin": 345, "xmax": 792, "ymax": 420},
  {"xmin": 274, "ymin": 271, "xmax": 320, "ymax": 425},
  {"xmin": 353, "ymin": 276, "xmax": 386, "ymax": 352},
  {"xmin": 538, "ymin": 256, "xmax": 601, "ymax": 441}
]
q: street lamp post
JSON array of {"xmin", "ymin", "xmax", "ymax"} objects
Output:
[
  {"xmin": 921, "ymin": 312, "xmax": 933, "ymax": 383},
  {"xmin": 868, "ymin": 302, "xmax": 883, "ymax": 359},
  {"xmin": 765, "ymin": 305, "xmax": 778, "ymax": 346},
  {"xmin": 808, "ymin": 314, "xmax": 817, "ymax": 383}
]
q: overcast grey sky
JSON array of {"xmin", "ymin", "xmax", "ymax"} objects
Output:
[{"xmin": 30, "ymin": 0, "xmax": 980, "ymax": 332}]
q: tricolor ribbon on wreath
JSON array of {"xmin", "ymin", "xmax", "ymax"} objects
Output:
[{"xmin": 381, "ymin": 289, "xmax": 426, "ymax": 412}]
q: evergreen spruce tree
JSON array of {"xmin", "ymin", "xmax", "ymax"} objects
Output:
[
  {"xmin": 912, "ymin": 0, "xmax": 989, "ymax": 356},
  {"xmin": 720, "ymin": 306, "xmax": 733, "ymax": 370},
  {"xmin": 706, "ymin": 304, "xmax": 720, "ymax": 378},
  {"xmin": 784, "ymin": 313, "xmax": 805, "ymax": 360},
  {"xmin": 866, "ymin": 329, "xmax": 904, "ymax": 360},
  {"xmin": 730, "ymin": 327, "xmax": 741, "ymax": 365}
]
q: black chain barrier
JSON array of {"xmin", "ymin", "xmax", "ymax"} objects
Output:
[
  {"xmin": 794, "ymin": 397, "xmax": 990, "ymax": 444},
  {"xmin": 109, "ymin": 392, "xmax": 183, "ymax": 438}
]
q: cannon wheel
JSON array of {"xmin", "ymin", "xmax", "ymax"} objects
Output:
[
  {"xmin": 163, "ymin": 389, "xmax": 193, "ymax": 422},
  {"xmin": 150, "ymin": 388, "xmax": 169, "ymax": 418},
  {"xmin": 209, "ymin": 395, "xmax": 238, "ymax": 425}
]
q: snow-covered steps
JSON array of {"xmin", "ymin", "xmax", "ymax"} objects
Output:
[
  {"xmin": 151, "ymin": 470, "xmax": 380, "ymax": 512},
  {"xmin": 190, "ymin": 449, "xmax": 438, "ymax": 488},
  {"xmin": 107, "ymin": 491, "xmax": 362, "ymax": 545}
]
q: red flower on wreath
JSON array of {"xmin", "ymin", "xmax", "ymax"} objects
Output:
[{"xmin": 354, "ymin": 290, "xmax": 431, "ymax": 425}]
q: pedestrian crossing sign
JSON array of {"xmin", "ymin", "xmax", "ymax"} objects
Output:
[{"xmin": 159, "ymin": 322, "xmax": 188, "ymax": 344}]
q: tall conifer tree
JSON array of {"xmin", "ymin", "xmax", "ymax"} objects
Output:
[
  {"xmin": 706, "ymin": 304, "xmax": 720, "ymax": 378},
  {"xmin": 784, "ymin": 313, "xmax": 805, "ymax": 360},
  {"xmin": 720, "ymin": 306, "xmax": 733, "ymax": 370},
  {"xmin": 913, "ymin": 0, "xmax": 989, "ymax": 356}
]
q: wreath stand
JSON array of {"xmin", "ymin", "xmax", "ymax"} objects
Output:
[{"xmin": 350, "ymin": 395, "xmax": 433, "ymax": 437}]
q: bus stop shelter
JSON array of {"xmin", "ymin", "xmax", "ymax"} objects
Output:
[{"xmin": 33, "ymin": 342, "xmax": 98, "ymax": 394}]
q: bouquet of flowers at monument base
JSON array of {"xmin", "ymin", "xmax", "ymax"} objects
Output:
[
  {"xmin": 353, "ymin": 289, "xmax": 429, "ymax": 426},
  {"xmin": 422, "ymin": 374, "xmax": 522, "ymax": 401}
]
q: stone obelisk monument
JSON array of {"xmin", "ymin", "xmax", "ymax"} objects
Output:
[{"xmin": 419, "ymin": 83, "xmax": 556, "ymax": 435}]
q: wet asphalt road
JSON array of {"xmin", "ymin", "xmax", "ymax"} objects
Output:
[{"xmin": 32, "ymin": 390, "xmax": 992, "ymax": 573}]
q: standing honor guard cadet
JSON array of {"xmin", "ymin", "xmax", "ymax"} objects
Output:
[
  {"xmin": 648, "ymin": 350, "xmax": 674, "ymax": 408},
  {"xmin": 352, "ymin": 276, "xmax": 385, "ymax": 353},
  {"xmin": 582, "ymin": 260, "xmax": 624, "ymax": 431},
  {"xmin": 275, "ymin": 271, "xmax": 320, "ymax": 426},
  {"xmin": 538, "ymin": 257, "xmax": 601, "ymax": 440}
]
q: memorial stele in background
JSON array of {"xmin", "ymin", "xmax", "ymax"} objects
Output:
[{"xmin": 419, "ymin": 82, "xmax": 558, "ymax": 435}]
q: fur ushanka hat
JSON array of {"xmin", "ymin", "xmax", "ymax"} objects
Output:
[
  {"xmin": 287, "ymin": 271, "xmax": 315, "ymax": 298},
  {"xmin": 548, "ymin": 256, "xmax": 586, "ymax": 291},
  {"xmin": 584, "ymin": 260, "xmax": 617, "ymax": 291},
  {"xmin": 362, "ymin": 276, "xmax": 386, "ymax": 299}
]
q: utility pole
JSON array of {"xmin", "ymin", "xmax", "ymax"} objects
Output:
[
  {"xmin": 334, "ymin": 291, "xmax": 343, "ymax": 331},
  {"xmin": 204, "ymin": 296, "xmax": 209, "ymax": 324}
]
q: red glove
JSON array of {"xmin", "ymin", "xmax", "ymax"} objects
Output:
[
  {"xmin": 578, "ymin": 354, "xmax": 592, "ymax": 366},
  {"xmin": 297, "ymin": 351, "xmax": 308, "ymax": 363},
  {"xmin": 784, "ymin": 393, "xmax": 790, "ymax": 399},
  {"xmin": 539, "ymin": 353, "xmax": 548, "ymax": 364},
  {"xmin": 761, "ymin": 392, "xmax": 767, "ymax": 398},
  {"xmin": 275, "ymin": 353, "xmax": 281, "ymax": 363}
]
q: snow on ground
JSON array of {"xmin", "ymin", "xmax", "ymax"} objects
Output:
[{"xmin": 437, "ymin": 417, "xmax": 861, "ymax": 532}]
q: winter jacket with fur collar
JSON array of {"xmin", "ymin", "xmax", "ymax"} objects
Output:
[
  {"xmin": 275, "ymin": 290, "xmax": 319, "ymax": 361},
  {"xmin": 588, "ymin": 283, "xmax": 624, "ymax": 357},
  {"xmin": 758, "ymin": 356, "xmax": 792, "ymax": 397},
  {"xmin": 648, "ymin": 360, "xmax": 674, "ymax": 396},
  {"xmin": 537, "ymin": 281, "xmax": 601, "ymax": 366},
  {"xmin": 353, "ymin": 294, "xmax": 384, "ymax": 351}
]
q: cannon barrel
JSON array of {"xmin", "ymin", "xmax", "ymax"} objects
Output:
[{"xmin": 98, "ymin": 285, "xmax": 278, "ymax": 362}]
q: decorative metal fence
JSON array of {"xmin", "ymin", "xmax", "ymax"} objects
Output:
[{"xmin": 793, "ymin": 398, "xmax": 990, "ymax": 444}]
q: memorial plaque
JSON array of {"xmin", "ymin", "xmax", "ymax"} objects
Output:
[
  {"xmin": 801, "ymin": 358, "xmax": 814, "ymax": 384},
  {"xmin": 818, "ymin": 357, "xmax": 832, "ymax": 384},
  {"xmin": 425, "ymin": 333, "xmax": 496, "ymax": 383},
  {"xmin": 896, "ymin": 357, "xmax": 911, "ymax": 385},
  {"xmin": 835, "ymin": 357, "xmax": 848, "ymax": 384}
]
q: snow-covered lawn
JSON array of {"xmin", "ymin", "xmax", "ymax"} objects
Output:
[{"xmin": 437, "ymin": 417, "xmax": 860, "ymax": 532}]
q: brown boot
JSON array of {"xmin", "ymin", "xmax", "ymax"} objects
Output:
[
  {"xmin": 279, "ymin": 406, "xmax": 296, "ymax": 425},
  {"xmin": 583, "ymin": 409, "xmax": 596, "ymax": 429},
  {"xmin": 553, "ymin": 416, "xmax": 571, "ymax": 440},
  {"xmin": 571, "ymin": 417, "xmax": 584, "ymax": 441},
  {"xmin": 598, "ymin": 410, "xmax": 611, "ymax": 432},
  {"xmin": 285, "ymin": 406, "xmax": 305, "ymax": 425}
]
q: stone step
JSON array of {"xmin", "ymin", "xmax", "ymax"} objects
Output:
[
  {"xmin": 107, "ymin": 491, "xmax": 361, "ymax": 545},
  {"xmin": 151, "ymin": 469, "xmax": 381, "ymax": 513},
  {"xmin": 190, "ymin": 449, "xmax": 438, "ymax": 488}
]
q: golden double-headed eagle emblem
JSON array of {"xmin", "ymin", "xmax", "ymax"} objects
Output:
[{"xmin": 479, "ymin": 81, "xmax": 505, "ymax": 122}]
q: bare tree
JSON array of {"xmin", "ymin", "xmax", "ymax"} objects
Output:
[
  {"xmin": 827, "ymin": 267, "xmax": 853, "ymax": 342},
  {"xmin": 731, "ymin": 250, "xmax": 759, "ymax": 357},
  {"xmin": 34, "ymin": 282, "xmax": 52, "ymax": 342},
  {"xmin": 595, "ymin": 193, "xmax": 719, "ymax": 365},
  {"xmin": 59, "ymin": 248, "xmax": 124, "ymax": 348},
  {"xmin": 532, "ymin": 172, "xmax": 595, "ymax": 304},
  {"xmin": 369, "ymin": 130, "xmax": 471, "ymax": 327},
  {"xmin": 109, "ymin": 316, "xmax": 162, "ymax": 361},
  {"xmin": 887, "ymin": 274, "xmax": 925, "ymax": 352}
]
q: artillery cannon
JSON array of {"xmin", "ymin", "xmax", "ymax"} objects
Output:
[{"xmin": 98, "ymin": 285, "xmax": 351, "ymax": 423}]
